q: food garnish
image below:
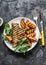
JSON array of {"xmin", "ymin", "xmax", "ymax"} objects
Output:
[
  {"xmin": 14, "ymin": 38, "xmax": 29, "ymax": 53},
  {"xmin": 4, "ymin": 23, "xmax": 12, "ymax": 36}
]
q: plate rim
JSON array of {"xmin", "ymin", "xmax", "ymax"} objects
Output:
[{"xmin": 3, "ymin": 17, "xmax": 39, "ymax": 53}]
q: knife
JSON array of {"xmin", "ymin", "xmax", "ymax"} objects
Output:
[{"xmin": 39, "ymin": 9, "xmax": 45, "ymax": 46}]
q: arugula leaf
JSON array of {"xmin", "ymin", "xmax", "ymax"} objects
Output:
[
  {"xmin": 5, "ymin": 23, "xmax": 10, "ymax": 35},
  {"xmin": 14, "ymin": 38, "xmax": 29, "ymax": 53},
  {"xmin": 5, "ymin": 27, "xmax": 10, "ymax": 35},
  {"xmin": 21, "ymin": 44, "xmax": 29, "ymax": 48},
  {"xmin": 14, "ymin": 42, "xmax": 29, "ymax": 53},
  {"xmin": 4, "ymin": 23, "xmax": 12, "ymax": 36},
  {"xmin": 2, "ymin": 23, "xmax": 12, "ymax": 40},
  {"xmin": 9, "ymin": 29, "xmax": 12, "ymax": 36},
  {"xmin": 5, "ymin": 23, "xmax": 10, "ymax": 29},
  {"xmin": 21, "ymin": 38, "xmax": 27, "ymax": 43},
  {"xmin": 15, "ymin": 45, "xmax": 21, "ymax": 51},
  {"xmin": 2, "ymin": 34, "xmax": 7, "ymax": 40},
  {"xmin": 19, "ymin": 43, "xmax": 29, "ymax": 53},
  {"xmin": 19, "ymin": 48, "xmax": 27, "ymax": 53},
  {"xmin": 18, "ymin": 38, "xmax": 27, "ymax": 45}
]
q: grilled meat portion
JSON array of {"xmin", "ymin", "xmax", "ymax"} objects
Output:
[{"xmin": 12, "ymin": 23, "xmax": 25, "ymax": 47}]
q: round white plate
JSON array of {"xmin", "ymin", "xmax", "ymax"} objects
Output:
[{"xmin": 3, "ymin": 17, "xmax": 40, "ymax": 52}]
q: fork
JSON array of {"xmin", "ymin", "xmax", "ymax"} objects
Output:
[{"xmin": 32, "ymin": 11, "xmax": 41, "ymax": 39}]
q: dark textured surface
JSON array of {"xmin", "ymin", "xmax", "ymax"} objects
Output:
[{"xmin": 0, "ymin": 0, "xmax": 46, "ymax": 65}]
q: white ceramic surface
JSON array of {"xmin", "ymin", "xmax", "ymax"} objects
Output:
[{"xmin": 3, "ymin": 17, "xmax": 40, "ymax": 52}]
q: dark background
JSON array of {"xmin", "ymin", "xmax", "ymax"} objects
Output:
[{"xmin": 0, "ymin": 0, "xmax": 46, "ymax": 65}]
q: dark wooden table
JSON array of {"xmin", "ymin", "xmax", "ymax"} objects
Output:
[{"xmin": 0, "ymin": 0, "xmax": 46, "ymax": 65}]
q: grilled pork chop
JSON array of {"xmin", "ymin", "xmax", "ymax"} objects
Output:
[{"xmin": 12, "ymin": 23, "xmax": 25, "ymax": 47}]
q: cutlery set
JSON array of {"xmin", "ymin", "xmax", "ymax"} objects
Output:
[{"xmin": 32, "ymin": 9, "xmax": 45, "ymax": 46}]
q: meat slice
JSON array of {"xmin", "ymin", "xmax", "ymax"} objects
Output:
[{"xmin": 12, "ymin": 23, "xmax": 25, "ymax": 47}]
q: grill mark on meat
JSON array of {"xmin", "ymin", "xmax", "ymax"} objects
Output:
[{"xmin": 12, "ymin": 23, "xmax": 25, "ymax": 47}]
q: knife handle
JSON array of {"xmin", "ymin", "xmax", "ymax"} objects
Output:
[
  {"xmin": 41, "ymin": 30, "xmax": 45, "ymax": 46},
  {"xmin": 40, "ymin": 21, "xmax": 45, "ymax": 46}
]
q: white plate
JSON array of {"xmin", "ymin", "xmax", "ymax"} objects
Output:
[{"xmin": 3, "ymin": 17, "xmax": 40, "ymax": 53}]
